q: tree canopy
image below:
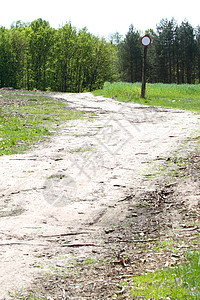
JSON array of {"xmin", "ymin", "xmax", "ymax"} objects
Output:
[
  {"xmin": 0, "ymin": 18, "xmax": 200, "ymax": 91},
  {"xmin": 0, "ymin": 19, "xmax": 116, "ymax": 91},
  {"xmin": 118, "ymin": 18, "xmax": 200, "ymax": 84}
]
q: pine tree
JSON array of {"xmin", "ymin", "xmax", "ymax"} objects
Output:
[
  {"xmin": 176, "ymin": 21, "xmax": 196, "ymax": 83},
  {"xmin": 118, "ymin": 25, "xmax": 142, "ymax": 82},
  {"xmin": 153, "ymin": 18, "xmax": 177, "ymax": 83},
  {"xmin": 196, "ymin": 26, "xmax": 200, "ymax": 83}
]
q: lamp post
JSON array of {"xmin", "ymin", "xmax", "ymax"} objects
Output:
[{"xmin": 141, "ymin": 35, "xmax": 151, "ymax": 98}]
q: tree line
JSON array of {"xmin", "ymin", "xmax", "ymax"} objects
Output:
[
  {"xmin": 117, "ymin": 18, "xmax": 200, "ymax": 84},
  {"xmin": 0, "ymin": 19, "xmax": 116, "ymax": 92},
  {"xmin": 0, "ymin": 18, "xmax": 200, "ymax": 92}
]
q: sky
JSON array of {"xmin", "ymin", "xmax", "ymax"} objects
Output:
[{"xmin": 1, "ymin": 0, "xmax": 199, "ymax": 37}]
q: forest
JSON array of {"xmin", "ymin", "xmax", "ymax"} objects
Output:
[{"xmin": 0, "ymin": 18, "xmax": 200, "ymax": 92}]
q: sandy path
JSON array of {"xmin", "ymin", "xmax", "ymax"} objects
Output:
[{"xmin": 0, "ymin": 92, "xmax": 199, "ymax": 298}]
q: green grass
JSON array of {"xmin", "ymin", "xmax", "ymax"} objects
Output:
[
  {"xmin": 129, "ymin": 251, "xmax": 200, "ymax": 299},
  {"xmin": 93, "ymin": 82, "xmax": 200, "ymax": 112},
  {"xmin": 8, "ymin": 291, "xmax": 46, "ymax": 300},
  {"xmin": 0, "ymin": 91, "xmax": 82, "ymax": 155}
]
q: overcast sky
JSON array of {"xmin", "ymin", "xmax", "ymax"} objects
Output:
[{"xmin": 1, "ymin": 0, "xmax": 199, "ymax": 37}]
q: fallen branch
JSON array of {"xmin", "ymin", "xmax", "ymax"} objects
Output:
[
  {"xmin": 61, "ymin": 243, "xmax": 101, "ymax": 247},
  {"xmin": 132, "ymin": 239, "xmax": 158, "ymax": 243},
  {"xmin": 9, "ymin": 158, "xmax": 37, "ymax": 160},
  {"xmin": 40, "ymin": 232, "xmax": 90, "ymax": 238},
  {"xmin": 108, "ymin": 239, "xmax": 158, "ymax": 244},
  {"xmin": 0, "ymin": 241, "xmax": 47, "ymax": 246}
]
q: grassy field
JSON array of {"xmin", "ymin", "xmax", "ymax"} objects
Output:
[
  {"xmin": 0, "ymin": 90, "xmax": 82, "ymax": 156},
  {"xmin": 129, "ymin": 251, "xmax": 200, "ymax": 299},
  {"xmin": 93, "ymin": 82, "xmax": 200, "ymax": 112}
]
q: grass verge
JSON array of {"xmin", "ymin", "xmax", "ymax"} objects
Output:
[
  {"xmin": 129, "ymin": 251, "xmax": 200, "ymax": 299},
  {"xmin": 0, "ymin": 90, "xmax": 82, "ymax": 155},
  {"xmin": 93, "ymin": 82, "xmax": 200, "ymax": 112}
]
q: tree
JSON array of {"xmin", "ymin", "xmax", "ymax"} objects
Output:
[
  {"xmin": 118, "ymin": 25, "xmax": 142, "ymax": 82},
  {"xmin": 10, "ymin": 26, "xmax": 27, "ymax": 88},
  {"xmin": 53, "ymin": 22, "xmax": 77, "ymax": 92},
  {"xmin": 153, "ymin": 18, "xmax": 177, "ymax": 83},
  {"xmin": 196, "ymin": 26, "xmax": 200, "ymax": 83},
  {"xmin": 178, "ymin": 21, "xmax": 196, "ymax": 83},
  {"xmin": 88, "ymin": 37, "xmax": 118, "ymax": 91},
  {"xmin": 0, "ymin": 28, "xmax": 13, "ymax": 87},
  {"xmin": 144, "ymin": 29, "xmax": 157, "ymax": 83},
  {"xmin": 27, "ymin": 19, "xmax": 53, "ymax": 90}
]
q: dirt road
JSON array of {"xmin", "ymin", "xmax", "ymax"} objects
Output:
[{"xmin": 0, "ymin": 92, "xmax": 199, "ymax": 298}]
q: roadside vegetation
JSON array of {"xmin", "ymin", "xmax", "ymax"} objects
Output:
[
  {"xmin": 0, "ymin": 89, "xmax": 82, "ymax": 155},
  {"xmin": 129, "ymin": 252, "xmax": 200, "ymax": 299},
  {"xmin": 93, "ymin": 81, "xmax": 200, "ymax": 112}
]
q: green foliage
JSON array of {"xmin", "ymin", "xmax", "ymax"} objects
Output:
[
  {"xmin": 114, "ymin": 18, "xmax": 200, "ymax": 85},
  {"xmin": 118, "ymin": 25, "xmax": 142, "ymax": 83},
  {"xmin": 151, "ymin": 19, "xmax": 197, "ymax": 84},
  {"xmin": 27, "ymin": 19, "xmax": 53, "ymax": 91},
  {"xmin": 1, "ymin": 17, "xmax": 200, "ymax": 90},
  {"xmin": 130, "ymin": 251, "xmax": 200, "ymax": 299},
  {"xmin": 0, "ymin": 19, "xmax": 117, "ymax": 92},
  {"xmin": 93, "ymin": 81, "xmax": 141, "ymax": 100},
  {"xmin": 94, "ymin": 82, "xmax": 200, "ymax": 112},
  {"xmin": 0, "ymin": 28, "xmax": 13, "ymax": 87}
]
